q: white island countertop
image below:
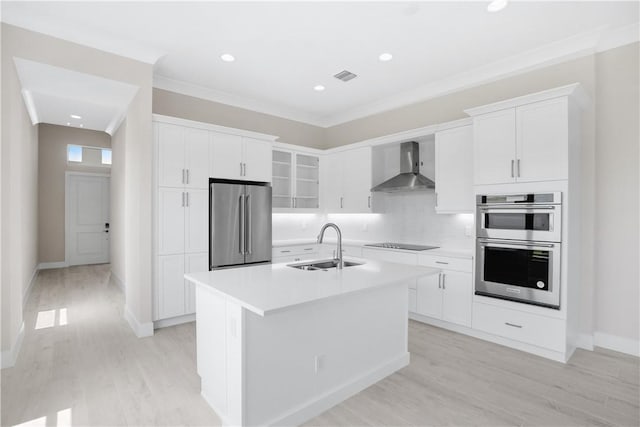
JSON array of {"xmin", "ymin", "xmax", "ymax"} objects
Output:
[{"xmin": 185, "ymin": 257, "xmax": 439, "ymax": 317}]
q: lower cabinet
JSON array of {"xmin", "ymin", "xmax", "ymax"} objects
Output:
[
  {"xmin": 415, "ymin": 254, "xmax": 473, "ymax": 328},
  {"xmin": 415, "ymin": 270, "xmax": 472, "ymax": 327},
  {"xmin": 156, "ymin": 252, "xmax": 207, "ymax": 320}
]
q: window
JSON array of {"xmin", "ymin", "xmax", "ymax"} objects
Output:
[{"xmin": 67, "ymin": 145, "xmax": 112, "ymax": 167}]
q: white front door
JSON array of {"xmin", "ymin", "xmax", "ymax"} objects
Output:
[{"xmin": 67, "ymin": 174, "xmax": 110, "ymax": 266}]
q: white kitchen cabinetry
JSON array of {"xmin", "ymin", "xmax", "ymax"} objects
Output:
[
  {"xmin": 157, "ymin": 123, "xmax": 209, "ymax": 189},
  {"xmin": 210, "ymin": 132, "xmax": 272, "ymax": 182},
  {"xmin": 470, "ymin": 97, "xmax": 569, "ymax": 185},
  {"xmin": 325, "ymin": 147, "xmax": 372, "ymax": 212},
  {"xmin": 272, "ymin": 149, "xmax": 320, "ymax": 211},
  {"xmin": 415, "ymin": 254, "xmax": 473, "ymax": 327},
  {"xmin": 435, "ymin": 124, "xmax": 474, "ymax": 213}
]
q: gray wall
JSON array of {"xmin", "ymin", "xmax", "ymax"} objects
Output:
[
  {"xmin": 153, "ymin": 88, "xmax": 326, "ymax": 149},
  {"xmin": 37, "ymin": 124, "xmax": 111, "ymax": 263}
]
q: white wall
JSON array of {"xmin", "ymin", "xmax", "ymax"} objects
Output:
[{"xmin": 110, "ymin": 121, "xmax": 126, "ymax": 288}]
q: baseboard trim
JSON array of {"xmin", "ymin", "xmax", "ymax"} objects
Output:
[
  {"xmin": 594, "ymin": 332, "xmax": 639, "ymax": 357},
  {"xmin": 576, "ymin": 333, "xmax": 594, "ymax": 351},
  {"xmin": 23, "ymin": 267, "xmax": 39, "ymax": 308},
  {"xmin": 270, "ymin": 352, "xmax": 410, "ymax": 427},
  {"xmin": 1, "ymin": 322, "xmax": 25, "ymax": 369},
  {"xmin": 37, "ymin": 261, "xmax": 68, "ymax": 270},
  {"xmin": 124, "ymin": 305, "xmax": 154, "ymax": 338},
  {"xmin": 110, "ymin": 270, "xmax": 125, "ymax": 292},
  {"xmin": 154, "ymin": 314, "xmax": 195, "ymax": 329}
]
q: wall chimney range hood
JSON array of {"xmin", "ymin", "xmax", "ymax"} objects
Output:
[{"xmin": 371, "ymin": 141, "xmax": 435, "ymax": 193}]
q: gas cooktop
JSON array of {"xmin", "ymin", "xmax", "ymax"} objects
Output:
[{"xmin": 365, "ymin": 243, "xmax": 440, "ymax": 251}]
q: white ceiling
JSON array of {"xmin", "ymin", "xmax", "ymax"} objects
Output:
[
  {"xmin": 2, "ymin": 1, "xmax": 639, "ymax": 128},
  {"xmin": 14, "ymin": 58, "xmax": 139, "ymax": 135}
]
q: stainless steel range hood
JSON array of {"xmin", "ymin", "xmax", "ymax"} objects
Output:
[{"xmin": 371, "ymin": 141, "xmax": 435, "ymax": 193}]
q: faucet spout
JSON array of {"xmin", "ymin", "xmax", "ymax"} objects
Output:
[{"xmin": 317, "ymin": 223, "xmax": 343, "ymax": 269}]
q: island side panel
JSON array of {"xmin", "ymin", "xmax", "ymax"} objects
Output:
[
  {"xmin": 243, "ymin": 284, "xmax": 410, "ymax": 426},
  {"xmin": 196, "ymin": 286, "xmax": 245, "ymax": 426}
]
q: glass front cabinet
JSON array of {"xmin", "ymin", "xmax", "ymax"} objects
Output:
[{"xmin": 272, "ymin": 149, "xmax": 320, "ymax": 211}]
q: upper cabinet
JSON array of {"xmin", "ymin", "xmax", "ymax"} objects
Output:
[
  {"xmin": 157, "ymin": 123, "xmax": 209, "ymax": 189},
  {"xmin": 435, "ymin": 124, "xmax": 474, "ymax": 213},
  {"xmin": 467, "ymin": 84, "xmax": 586, "ymax": 186},
  {"xmin": 210, "ymin": 132, "xmax": 272, "ymax": 182},
  {"xmin": 272, "ymin": 148, "xmax": 320, "ymax": 211},
  {"xmin": 324, "ymin": 146, "xmax": 372, "ymax": 213}
]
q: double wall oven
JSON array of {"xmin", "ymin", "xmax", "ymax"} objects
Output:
[{"xmin": 475, "ymin": 193, "xmax": 562, "ymax": 309}]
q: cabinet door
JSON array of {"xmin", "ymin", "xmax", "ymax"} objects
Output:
[
  {"xmin": 184, "ymin": 128, "xmax": 210, "ymax": 189},
  {"xmin": 324, "ymin": 152, "xmax": 344, "ymax": 211},
  {"xmin": 272, "ymin": 150, "xmax": 293, "ymax": 209},
  {"xmin": 435, "ymin": 125, "xmax": 473, "ymax": 213},
  {"xmin": 158, "ymin": 188, "xmax": 185, "ymax": 255},
  {"xmin": 184, "ymin": 189, "xmax": 209, "ymax": 254},
  {"xmin": 342, "ymin": 147, "xmax": 372, "ymax": 212},
  {"xmin": 210, "ymin": 132, "xmax": 243, "ymax": 180},
  {"xmin": 294, "ymin": 153, "xmax": 320, "ymax": 209},
  {"xmin": 416, "ymin": 273, "xmax": 443, "ymax": 319},
  {"xmin": 157, "ymin": 254, "xmax": 186, "ymax": 319},
  {"xmin": 441, "ymin": 271, "xmax": 472, "ymax": 327},
  {"xmin": 516, "ymin": 97, "xmax": 569, "ymax": 182},
  {"xmin": 158, "ymin": 123, "xmax": 185, "ymax": 188},
  {"xmin": 185, "ymin": 252, "xmax": 208, "ymax": 314},
  {"xmin": 473, "ymin": 109, "xmax": 516, "ymax": 185},
  {"xmin": 243, "ymin": 137, "xmax": 273, "ymax": 182}
]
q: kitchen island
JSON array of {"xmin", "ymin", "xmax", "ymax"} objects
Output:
[{"xmin": 185, "ymin": 258, "xmax": 439, "ymax": 427}]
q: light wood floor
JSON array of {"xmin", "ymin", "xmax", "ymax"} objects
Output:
[{"xmin": 2, "ymin": 265, "xmax": 638, "ymax": 426}]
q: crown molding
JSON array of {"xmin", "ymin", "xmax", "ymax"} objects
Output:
[
  {"xmin": 152, "ymin": 114, "xmax": 279, "ymax": 141},
  {"xmin": 153, "ymin": 75, "xmax": 326, "ymax": 127}
]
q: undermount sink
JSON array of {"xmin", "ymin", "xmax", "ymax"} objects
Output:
[{"xmin": 287, "ymin": 259, "xmax": 364, "ymax": 271}]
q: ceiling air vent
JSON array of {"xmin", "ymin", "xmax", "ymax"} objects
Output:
[{"xmin": 334, "ymin": 70, "xmax": 357, "ymax": 82}]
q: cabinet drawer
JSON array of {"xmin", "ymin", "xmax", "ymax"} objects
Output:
[
  {"xmin": 272, "ymin": 245, "xmax": 318, "ymax": 258},
  {"xmin": 418, "ymin": 254, "xmax": 472, "ymax": 273},
  {"xmin": 361, "ymin": 248, "xmax": 418, "ymax": 265},
  {"xmin": 408, "ymin": 288, "xmax": 417, "ymax": 313},
  {"xmin": 472, "ymin": 302, "xmax": 565, "ymax": 352}
]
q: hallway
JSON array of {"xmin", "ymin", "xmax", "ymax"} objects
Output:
[{"xmin": 1, "ymin": 265, "xmax": 219, "ymax": 426}]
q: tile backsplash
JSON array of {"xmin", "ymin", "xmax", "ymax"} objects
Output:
[{"xmin": 273, "ymin": 191, "xmax": 474, "ymax": 250}]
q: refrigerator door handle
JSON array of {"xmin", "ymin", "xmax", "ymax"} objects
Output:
[
  {"xmin": 246, "ymin": 194, "xmax": 252, "ymax": 254},
  {"xmin": 239, "ymin": 194, "xmax": 246, "ymax": 254}
]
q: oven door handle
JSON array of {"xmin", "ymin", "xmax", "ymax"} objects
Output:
[
  {"xmin": 478, "ymin": 206, "xmax": 556, "ymax": 211},
  {"xmin": 478, "ymin": 239, "xmax": 556, "ymax": 248}
]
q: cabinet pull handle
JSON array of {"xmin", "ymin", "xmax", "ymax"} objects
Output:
[
  {"xmin": 505, "ymin": 322, "xmax": 523, "ymax": 329},
  {"xmin": 182, "ymin": 192, "xmax": 185, "ymax": 207},
  {"xmin": 186, "ymin": 192, "xmax": 189, "ymax": 207},
  {"xmin": 511, "ymin": 160, "xmax": 515, "ymax": 178},
  {"xmin": 438, "ymin": 272, "xmax": 442, "ymax": 289},
  {"xmin": 280, "ymin": 250, "xmax": 291, "ymax": 253},
  {"xmin": 240, "ymin": 162, "xmax": 243, "ymax": 176},
  {"xmin": 368, "ymin": 195, "xmax": 371, "ymax": 208},
  {"xmin": 182, "ymin": 169, "xmax": 186, "ymax": 184},
  {"xmin": 293, "ymin": 197, "xmax": 297, "ymax": 208},
  {"xmin": 435, "ymin": 261, "xmax": 449, "ymax": 265},
  {"xmin": 340, "ymin": 197, "xmax": 344, "ymax": 209},
  {"xmin": 304, "ymin": 248, "xmax": 314, "ymax": 251},
  {"xmin": 517, "ymin": 159, "xmax": 521, "ymax": 178},
  {"xmin": 186, "ymin": 169, "xmax": 190, "ymax": 184},
  {"xmin": 243, "ymin": 163, "xmax": 247, "ymax": 176},
  {"xmin": 442, "ymin": 273, "xmax": 446, "ymax": 290},
  {"xmin": 435, "ymin": 192, "xmax": 438, "ymax": 207}
]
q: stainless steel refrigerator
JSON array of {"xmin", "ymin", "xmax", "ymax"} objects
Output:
[{"xmin": 209, "ymin": 179, "xmax": 272, "ymax": 270}]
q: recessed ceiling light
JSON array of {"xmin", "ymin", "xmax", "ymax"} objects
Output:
[
  {"xmin": 379, "ymin": 53, "xmax": 393, "ymax": 62},
  {"xmin": 220, "ymin": 54, "xmax": 235, "ymax": 62},
  {"xmin": 70, "ymin": 114, "xmax": 82, "ymax": 119},
  {"xmin": 79, "ymin": 124, "xmax": 84, "ymax": 128},
  {"xmin": 67, "ymin": 122, "xmax": 71, "ymax": 126},
  {"xmin": 487, "ymin": 0, "xmax": 508, "ymax": 12},
  {"xmin": 313, "ymin": 85, "xmax": 325, "ymax": 92}
]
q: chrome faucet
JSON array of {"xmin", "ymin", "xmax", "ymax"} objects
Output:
[{"xmin": 317, "ymin": 223, "xmax": 343, "ymax": 269}]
